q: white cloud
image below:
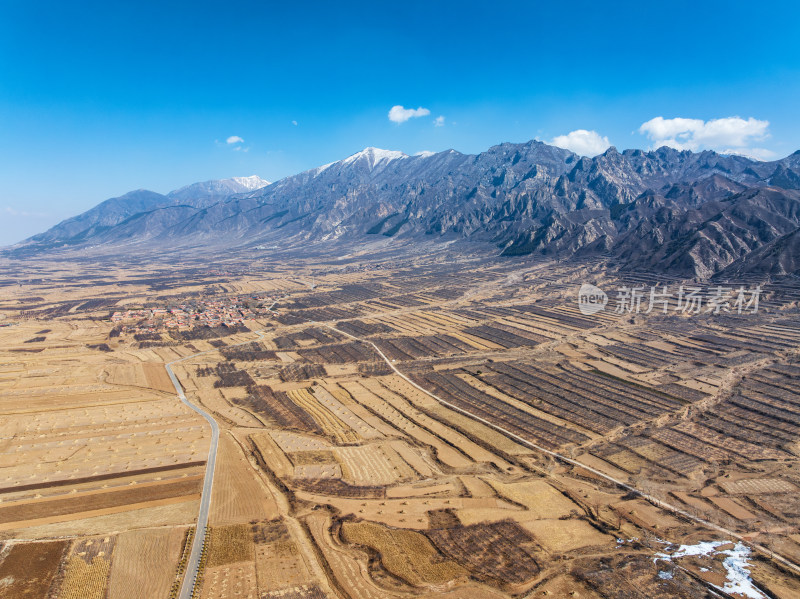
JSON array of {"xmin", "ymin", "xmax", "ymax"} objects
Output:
[
  {"xmin": 638, "ymin": 116, "xmax": 771, "ymax": 158},
  {"xmin": 720, "ymin": 147, "xmax": 777, "ymax": 161},
  {"xmin": 226, "ymin": 135, "xmax": 244, "ymax": 145},
  {"xmin": 388, "ymin": 105, "xmax": 431, "ymax": 124},
  {"xmin": 637, "ymin": 117, "xmax": 703, "ymax": 143},
  {"xmin": 433, "ymin": 115, "xmax": 445, "ymax": 127},
  {"xmin": 550, "ymin": 129, "xmax": 611, "ymax": 156},
  {"xmin": 291, "ymin": 120, "xmax": 298, "ymax": 126}
]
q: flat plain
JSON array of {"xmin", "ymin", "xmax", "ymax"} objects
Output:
[{"xmin": 1, "ymin": 251, "xmax": 799, "ymax": 598}]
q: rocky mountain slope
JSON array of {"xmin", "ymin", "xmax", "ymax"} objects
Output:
[
  {"xmin": 9, "ymin": 143, "xmax": 800, "ymax": 278},
  {"xmin": 22, "ymin": 176, "xmax": 269, "ymax": 248}
]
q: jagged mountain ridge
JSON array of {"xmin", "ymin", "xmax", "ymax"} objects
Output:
[{"xmin": 11, "ymin": 142, "xmax": 800, "ymax": 278}]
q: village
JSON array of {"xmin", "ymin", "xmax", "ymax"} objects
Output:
[{"xmin": 111, "ymin": 294, "xmax": 273, "ymax": 334}]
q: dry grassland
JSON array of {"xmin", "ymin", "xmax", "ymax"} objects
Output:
[
  {"xmin": 106, "ymin": 527, "xmax": 187, "ymax": 599},
  {"xmin": 201, "ymin": 562, "xmax": 258, "ymax": 599},
  {"xmin": 59, "ymin": 555, "xmax": 112, "ymax": 599},
  {"xmin": 207, "ymin": 524, "xmax": 254, "ymax": 567},
  {"xmin": 305, "ymin": 512, "xmax": 399, "ymax": 599},
  {"xmin": 0, "ymin": 477, "xmax": 201, "ymax": 527},
  {"xmin": 341, "ymin": 520, "xmax": 467, "ymax": 586},
  {"xmin": 8, "ymin": 499, "xmax": 199, "ymax": 540},
  {"xmin": 0, "ymin": 540, "xmax": 66, "ymax": 597},
  {"xmin": 487, "ymin": 479, "xmax": 577, "ymax": 518},
  {"xmin": 209, "ymin": 434, "xmax": 278, "ymax": 526},
  {"xmin": 250, "ymin": 432, "xmax": 294, "ymax": 478},
  {"xmin": 252, "ymin": 520, "xmax": 315, "ymax": 593},
  {"xmin": 521, "ymin": 518, "xmax": 612, "ymax": 553}
]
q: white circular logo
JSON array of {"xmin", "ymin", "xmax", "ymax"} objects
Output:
[{"xmin": 578, "ymin": 283, "xmax": 608, "ymax": 315}]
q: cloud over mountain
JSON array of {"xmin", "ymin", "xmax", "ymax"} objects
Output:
[
  {"xmin": 549, "ymin": 129, "xmax": 611, "ymax": 156},
  {"xmin": 639, "ymin": 116, "xmax": 772, "ymax": 159},
  {"xmin": 388, "ymin": 105, "xmax": 431, "ymax": 123}
]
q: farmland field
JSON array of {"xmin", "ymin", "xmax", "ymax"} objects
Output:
[
  {"xmin": 1, "ymin": 253, "xmax": 800, "ymax": 598},
  {"xmin": 106, "ymin": 527, "xmax": 188, "ymax": 599}
]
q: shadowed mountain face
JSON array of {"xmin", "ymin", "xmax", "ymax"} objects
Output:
[
  {"xmin": 10, "ymin": 143, "xmax": 800, "ymax": 278},
  {"xmin": 22, "ymin": 176, "xmax": 270, "ymax": 249}
]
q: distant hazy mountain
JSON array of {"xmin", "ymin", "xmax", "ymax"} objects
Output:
[
  {"xmin": 167, "ymin": 176, "xmax": 270, "ymax": 202},
  {"xmin": 10, "ymin": 143, "xmax": 800, "ymax": 279},
  {"xmin": 21, "ymin": 176, "xmax": 269, "ymax": 249}
]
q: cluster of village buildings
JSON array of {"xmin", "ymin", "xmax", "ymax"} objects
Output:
[{"xmin": 111, "ymin": 295, "xmax": 272, "ymax": 333}]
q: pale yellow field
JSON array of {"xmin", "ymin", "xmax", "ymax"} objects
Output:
[{"xmin": 107, "ymin": 528, "xmax": 187, "ymax": 599}]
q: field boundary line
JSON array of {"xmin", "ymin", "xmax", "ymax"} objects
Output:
[
  {"xmin": 166, "ymin": 329, "xmax": 266, "ymax": 599},
  {"xmin": 322, "ymin": 323, "xmax": 800, "ymax": 577}
]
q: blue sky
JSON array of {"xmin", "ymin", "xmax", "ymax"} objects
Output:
[{"xmin": 1, "ymin": 0, "xmax": 799, "ymax": 245}]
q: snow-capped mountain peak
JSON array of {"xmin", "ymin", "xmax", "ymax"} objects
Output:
[
  {"xmin": 342, "ymin": 147, "xmax": 408, "ymax": 170},
  {"xmin": 229, "ymin": 175, "xmax": 271, "ymax": 190},
  {"xmin": 167, "ymin": 176, "xmax": 270, "ymax": 200}
]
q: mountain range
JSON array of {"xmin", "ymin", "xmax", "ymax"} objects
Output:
[{"xmin": 8, "ymin": 142, "xmax": 800, "ymax": 279}]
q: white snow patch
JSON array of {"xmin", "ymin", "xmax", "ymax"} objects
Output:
[
  {"xmin": 721, "ymin": 544, "xmax": 767, "ymax": 599},
  {"xmin": 230, "ymin": 175, "xmax": 270, "ymax": 190},
  {"xmin": 342, "ymin": 147, "xmax": 408, "ymax": 170},
  {"xmin": 655, "ymin": 540, "xmax": 767, "ymax": 599},
  {"xmin": 312, "ymin": 162, "xmax": 335, "ymax": 176}
]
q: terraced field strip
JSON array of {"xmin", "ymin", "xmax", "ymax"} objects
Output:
[
  {"xmin": 323, "ymin": 323, "xmax": 800, "ymax": 576},
  {"xmin": 0, "ymin": 494, "xmax": 198, "ymax": 531},
  {"xmin": 323, "ymin": 382, "xmax": 399, "ymax": 437},
  {"xmin": 338, "ymin": 379, "xmax": 472, "ymax": 469},
  {"xmin": 369, "ymin": 377, "xmax": 514, "ymax": 471},
  {"xmin": 454, "ymin": 372, "xmax": 597, "ymax": 440},
  {"xmin": 310, "ymin": 385, "xmax": 381, "ymax": 439},
  {"xmin": 305, "ymin": 512, "xmax": 402, "ymax": 599},
  {"xmin": 336, "ymin": 444, "xmax": 414, "ymax": 485},
  {"xmin": 287, "ymin": 388, "xmax": 361, "ymax": 443},
  {"xmin": 250, "ymin": 432, "xmax": 293, "ymax": 478},
  {"xmin": 341, "ymin": 520, "xmax": 467, "ymax": 586}
]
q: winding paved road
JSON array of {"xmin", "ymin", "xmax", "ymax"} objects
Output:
[
  {"xmin": 166, "ymin": 331, "xmax": 266, "ymax": 599},
  {"xmin": 164, "ymin": 311, "xmax": 799, "ymax": 598}
]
